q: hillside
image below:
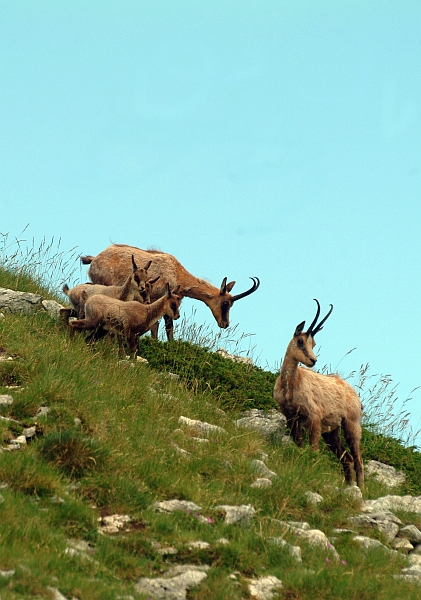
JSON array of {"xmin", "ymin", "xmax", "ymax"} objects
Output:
[{"xmin": 1, "ymin": 251, "xmax": 421, "ymax": 599}]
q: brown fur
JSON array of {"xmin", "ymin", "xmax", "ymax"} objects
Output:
[
  {"xmin": 81, "ymin": 244, "xmax": 260, "ymax": 340},
  {"xmin": 69, "ymin": 284, "xmax": 181, "ymax": 356},
  {"xmin": 273, "ymin": 304, "xmax": 364, "ymax": 488},
  {"xmin": 63, "ymin": 256, "xmax": 152, "ymax": 319}
]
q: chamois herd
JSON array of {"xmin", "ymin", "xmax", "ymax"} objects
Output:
[{"xmin": 62, "ymin": 243, "xmax": 364, "ymax": 488}]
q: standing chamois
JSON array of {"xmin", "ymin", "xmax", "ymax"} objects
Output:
[
  {"xmin": 63, "ymin": 255, "xmax": 153, "ymax": 320},
  {"xmin": 69, "ymin": 283, "xmax": 181, "ymax": 356},
  {"xmin": 273, "ymin": 300, "xmax": 364, "ymax": 488},
  {"xmin": 81, "ymin": 244, "xmax": 260, "ymax": 341}
]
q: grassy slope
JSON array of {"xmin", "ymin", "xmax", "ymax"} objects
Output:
[{"xmin": 1, "ymin": 266, "xmax": 421, "ymax": 599}]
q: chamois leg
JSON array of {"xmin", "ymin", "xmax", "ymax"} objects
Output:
[
  {"xmin": 322, "ymin": 428, "xmax": 354, "ymax": 485},
  {"xmin": 287, "ymin": 415, "xmax": 304, "ymax": 447},
  {"xmin": 342, "ymin": 421, "xmax": 364, "ymax": 489},
  {"xmin": 308, "ymin": 420, "xmax": 322, "ymax": 451},
  {"xmin": 69, "ymin": 318, "xmax": 96, "ymax": 339},
  {"xmin": 86, "ymin": 327, "xmax": 108, "ymax": 344},
  {"xmin": 163, "ymin": 315, "xmax": 174, "ymax": 341},
  {"xmin": 126, "ymin": 331, "xmax": 139, "ymax": 358},
  {"xmin": 150, "ymin": 321, "xmax": 159, "ymax": 339}
]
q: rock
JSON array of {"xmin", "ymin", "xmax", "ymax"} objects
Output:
[
  {"xmin": 22, "ymin": 426, "xmax": 36, "ymax": 439},
  {"xmin": 187, "ymin": 541, "xmax": 211, "ymax": 550},
  {"xmin": 135, "ymin": 565, "xmax": 208, "ymax": 600},
  {"xmin": 391, "ymin": 538, "xmax": 413, "ymax": 553},
  {"xmin": 216, "ymin": 347, "xmax": 253, "ymax": 366},
  {"xmin": 235, "ymin": 409, "xmax": 286, "ymax": 443},
  {"xmin": 178, "ymin": 416, "xmax": 227, "ymax": 437},
  {"xmin": 98, "ymin": 514, "xmax": 131, "ymax": 534},
  {"xmin": 172, "ymin": 443, "xmax": 191, "ymax": 459},
  {"xmin": 247, "ymin": 575, "xmax": 282, "ymax": 600},
  {"xmin": 353, "ymin": 535, "xmax": 399, "ymax": 556},
  {"xmin": 150, "ymin": 499, "xmax": 202, "ymax": 514},
  {"xmin": 251, "ymin": 478, "xmax": 273, "ymax": 489},
  {"xmin": 365, "ymin": 460, "xmax": 406, "ymax": 488},
  {"xmin": 305, "ymin": 491, "xmax": 324, "ymax": 505},
  {"xmin": 298, "ymin": 529, "xmax": 339, "ymax": 559},
  {"xmin": 362, "ymin": 495, "xmax": 421, "ymax": 515},
  {"xmin": 341, "ymin": 485, "xmax": 363, "ymax": 501},
  {"xmin": 0, "ymin": 569, "xmax": 14, "ymax": 578},
  {"xmin": 215, "ymin": 504, "xmax": 256, "ymax": 524},
  {"xmin": 0, "ymin": 288, "xmax": 43, "ymax": 315},
  {"xmin": 152, "ymin": 542, "xmax": 179, "ymax": 556},
  {"xmin": 42, "ymin": 299, "xmax": 65, "ymax": 319},
  {"xmin": 348, "ymin": 511, "xmax": 402, "ymax": 543},
  {"xmin": 250, "ymin": 459, "xmax": 278, "ymax": 480},
  {"xmin": 216, "ymin": 538, "xmax": 230, "ymax": 545},
  {"xmin": 46, "ymin": 588, "xmax": 68, "ymax": 600},
  {"xmin": 398, "ymin": 525, "xmax": 421, "ymax": 544},
  {"xmin": 0, "ymin": 395, "xmax": 13, "ymax": 406}
]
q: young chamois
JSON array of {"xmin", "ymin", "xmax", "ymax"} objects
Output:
[
  {"xmin": 63, "ymin": 255, "xmax": 153, "ymax": 319},
  {"xmin": 69, "ymin": 283, "xmax": 181, "ymax": 356},
  {"xmin": 81, "ymin": 244, "xmax": 260, "ymax": 341},
  {"xmin": 273, "ymin": 300, "xmax": 364, "ymax": 488}
]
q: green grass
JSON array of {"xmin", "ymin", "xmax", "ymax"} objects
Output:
[{"xmin": 0, "ymin": 235, "xmax": 421, "ymax": 599}]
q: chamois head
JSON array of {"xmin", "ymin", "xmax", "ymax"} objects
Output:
[
  {"xmin": 132, "ymin": 255, "xmax": 152, "ymax": 292},
  {"xmin": 206, "ymin": 277, "xmax": 260, "ymax": 329},
  {"xmin": 164, "ymin": 283, "xmax": 182, "ymax": 321},
  {"xmin": 289, "ymin": 300, "xmax": 333, "ymax": 368},
  {"xmin": 140, "ymin": 276, "xmax": 160, "ymax": 304}
]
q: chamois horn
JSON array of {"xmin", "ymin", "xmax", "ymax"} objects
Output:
[
  {"xmin": 231, "ymin": 277, "xmax": 260, "ymax": 302},
  {"xmin": 307, "ymin": 299, "xmax": 333, "ymax": 336}
]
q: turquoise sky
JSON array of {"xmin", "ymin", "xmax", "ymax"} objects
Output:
[{"xmin": 1, "ymin": 2, "xmax": 420, "ymax": 442}]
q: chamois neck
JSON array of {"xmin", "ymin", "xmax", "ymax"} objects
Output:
[
  {"xmin": 144, "ymin": 296, "xmax": 167, "ymax": 324},
  {"xmin": 180, "ymin": 274, "xmax": 220, "ymax": 303},
  {"xmin": 280, "ymin": 346, "xmax": 300, "ymax": 402},
  {"xmin": 119, "ymin": 274, "xmax": 134, "ymax": 301}
]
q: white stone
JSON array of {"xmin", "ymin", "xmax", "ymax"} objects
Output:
[
  {"xmin": 135, "ymin": 566, "xmax": 208, "ymax": 600},
  {"xmin": 250, "ymin": 459, "xmax": 278, "ymax": 480},
  {"xmin": 251, "ymin": 478, "xmax": 273, "ymax": 489},
  {"xmin": 365, "ymin": 460, "xmax": 406, "ymax": 488},
  {"xmin": 215, "ymin": 504, "xmax": 256, "ymax": 524},
  {"xmin": 150, "ymin": 499, "xmax": 202, "ymax": 514},
  {"xmin": 248, "ymin": 575, "xmax": 282, "ymax": 600},
  {"xmin": 305, "ymin": 491, "xmax": 324, "ymax": 505},
  {"xmin": 392, "ymin": 538, "xmax": 413, "ymax": 553},
  {"xmin": 0, "ymin": 395, "xmax": 13, "ymax": 406},
  {"xmin": 188, "ymin": 541, "xmax": 211, "ymax": 550},
  {"xmin": 178, "ymin": 416, "xmax": 227, "ymax": 437},
  {"xmin": 267, "ymin": 537, "xmax": 302, "ymax": 561}
]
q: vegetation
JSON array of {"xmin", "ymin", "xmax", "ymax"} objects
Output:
[{"xmin": 0, "ymin": 233, "xmax": 420, "ymax": 599}]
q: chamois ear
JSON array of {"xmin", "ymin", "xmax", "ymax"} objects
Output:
[
  {"xmin": 148, "ymin": 276, "xmax": 160, "ymax": 285},
  {"xmin": 225, "ymin": 280, "xmax": 236, "ymax": 293},
  {"xmin": 131, "ymin": 255, "xmax": 138, "ymax": 271},
  {"xmin": 165, "ymin": 283, "xmax": 171, "ymax": 297},
  {"xmin": 294, "ymin": 321, "xmax": 306, "ymax": 336},
  {"xmin": 172, "ymin": 285, "xmax": 181, "ymax": 295},
  {"xmin": 144, "ymin": 260, "xmax": 152, "ymax": 271}
]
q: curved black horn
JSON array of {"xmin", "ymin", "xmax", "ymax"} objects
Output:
[
  {"xmin": 311, "ymin": 304, "xmax": 333, "ymax": 336},
  {"xmin": 306, "ymin": 299, "xmax": 321, "ymax": 335},
  {"xmin": 231, "ymin": 277, "xmax": 260, "ymax": 302}
]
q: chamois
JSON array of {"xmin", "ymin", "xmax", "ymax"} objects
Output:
[
  {"xmin": 81, "ymin": 244, "xmax": 260, "ymax": 341},
  {"xmin": 273, "ymin": 300, "xmax": 364, "ymax": 488},
  {"xmin": 69, "ymin": 283, "xmax": 181, "ymax": 356},
  {"xmin": 63, "ymin": 255, "xmax": 152, "ymax": 319}
]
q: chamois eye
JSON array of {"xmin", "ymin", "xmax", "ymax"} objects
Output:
[
  {"xmin": 297, "ymin": 338, "xmax": 304, "ymax": 347},
  {"xmin": 222, "ymin": 301, "xmax": 229, "ymax": 309},
  {"xmin": 134, "ymin": 276, "xmax": 140, "ymax": 284},
  {"xmin": 171, "ymin": 302, "xmax": 177, "ymax": 309}
]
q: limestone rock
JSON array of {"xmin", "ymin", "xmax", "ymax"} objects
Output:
[
  {"xmin": 178, "ymin": 416, "xmax": 227, "ymax": 437},
  {"xmin": 247, "ymin": 575, "xmax": 282, "ymax": 600},
  {"xmin": 215, "ymin": 504, "xmax": 256, "ymax": 524},
  {"xmin": 235, "ymin": 409, "xmax": 286, "ymax": 443},
  {"xmin": 250, "ymin": 459, "xmax": 278, "ymax": 480},
  {"xmin": 135, "ymin": 565, "xmax": 208, "ymax": 600},
  {"xmin": 150, "ymin": 499, "xmax": 202, "ymax": 514},
  {"xmin": 365, "ymin": 460, "xmax": 406, "ymax": 488}
]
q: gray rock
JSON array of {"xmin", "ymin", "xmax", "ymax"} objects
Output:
[
  {"xmin": 0, "ymin": 288, "xmax": 44, "ymax": 315},
  {"xmin": 0, "ymin": 395, "xmax": 13, "ymax": 406},
  {"xmin": 150, "ymin": 499, "xmax": 202, "ymax": 514},
  {"xmin": 235, "ymin": 409, "xmax": 286, "ymax": 443},
  {"xmin": 365, "ymin": 460, "xmax": 406, "ymax": 488},
  {"xmin": 135, "ymin": 565, "xmax": 208, "ymax": 600},
  {"xmin": 250, "ymin": 478, "xmax": 273, "ymax": 489},
  {"xmin": 42, "ymin": 299, "xmax": 65, "ymax": 318},
  {"xmin": 398, "ymin": 525, "xmax": 421, "ymax": 544},
  {"xmin": 267, "ymin": 537, "xmax": 302, "ymax": 561},
  {"xmin": 216, "ymin": 347, "xmax": 253, "ymax": 366},
  {"xmin": 178, "ymin": 416, "xmax": 227, "ymax": 437},
  {"xmin": 247, "ymin": 575, "xmax": 282, "ymax": 600},
  {"xmin": 305, "ymin": 491, "xmax": 324, "ymax": 505},
  {"xmin": 362, "ymin": 495, "xmax": 421, "ymax": 515},
  {"xmin": 0, "ymin": 569, "xmax": 15, "ymax": 578},
  {"xmin": 215, "ymin": 504, "xmax": 256, "ymax": 524},
  {"xmin": 98, "ymin": 514, "xmax": 131, "ymax": 534},
  {"xmin": 250, "ymin": 459, "xmax": 278, "ymax": 480},
  {"xmin": 298, "ymin": 529, "xmax": 339, "ymax": 559},
  {"xmin": 187, "ymin": 541, "xmax": 211, "ymax": 550},
  {"xmin": 391, "ymin": 538, "xmax": 413, "ymax": 553},
  {"xmin": 348, "ymin": 511, "xmax": 401, "ymax": 543}
]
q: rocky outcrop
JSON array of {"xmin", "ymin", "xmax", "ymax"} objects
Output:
[{"xmin": 0, "ymin": 287, "xmax": 64, "ymax": 318}]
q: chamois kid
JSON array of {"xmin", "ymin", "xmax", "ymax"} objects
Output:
[
  {"xmin": 63, "ymin": 255, "xmax": 152, "ymax": 319},
  {"xmin": 69, "ymin": 283, "xmax": 181, "ymax": 356},
  {"xmin": 273, "ymin": 300, "xmax": 364, "ymax": 488}
]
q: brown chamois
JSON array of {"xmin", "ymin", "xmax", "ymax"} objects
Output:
[
  {"xmin": 69, "ymin": 283, "xmax": 181, "ymax": 356},
  {"xmin": 81, "ymin": 244, "xmax": 259, "ymax": 341},
  {"xmin": 63, "ymin": 255, "xmax": 152, "ymax": 319},
  {"xmin": 273, "ymin": 300, "xmax": 364, "ymax": 488}
]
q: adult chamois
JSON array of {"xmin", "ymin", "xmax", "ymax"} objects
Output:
[
  {"xmin": 273, "ymin": 300, "xmax": 364, "ymax": 488},
  {"xmin": 81, "ymin": 244, "xmax": 260, "ymax": 340}
]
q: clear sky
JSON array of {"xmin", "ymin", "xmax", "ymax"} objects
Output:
[{"xmin": 1, "ymin": 2, "xmax": 420, "ymax": 442}]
